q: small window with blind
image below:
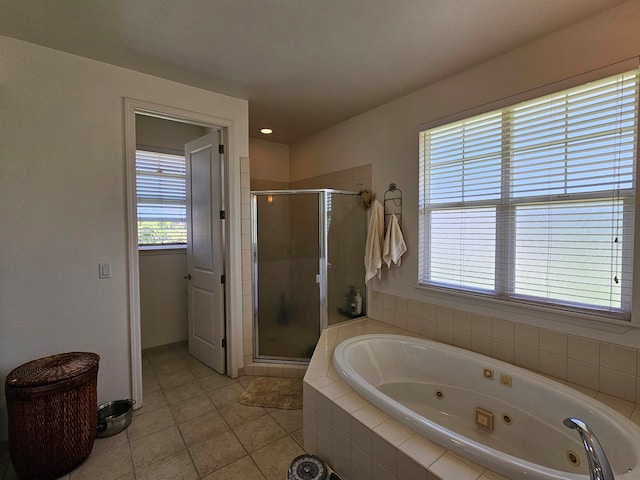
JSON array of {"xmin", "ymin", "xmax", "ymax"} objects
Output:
[
  {"xmin": 418, "ymin": 70, "xmax": 638, "ymax": 320},
  {"xmin": 136, "ymin": 149, "xmax": 187, "ymax": 247}
]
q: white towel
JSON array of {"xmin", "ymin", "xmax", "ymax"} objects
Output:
[
  {"xmin": 383, "ymin": 214, "xmax": 407, "ymax": 267},
  {"xmin": 364, "ymin": 200, "xmax": 384, "ymax": 284}
]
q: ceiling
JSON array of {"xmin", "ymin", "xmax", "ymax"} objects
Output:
[{"xmin": 0, "ymin": 0, "xmax": 629, "ymax": 143}]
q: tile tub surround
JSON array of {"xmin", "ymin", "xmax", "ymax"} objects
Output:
[
  {"xmin": 367, "ymin": 292, "xmax": 640, "ymax": 404},
  {"xmin": 303, "ymin": 318, "xmax": 640, "ymax": 480}
]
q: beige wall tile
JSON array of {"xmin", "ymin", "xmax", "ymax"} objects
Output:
[
  {"xmin": 514, "ymin": 324, "xmax": 539, "ymax": 348},
  {"xmin": 567, "ymin": 359, "xmax": 599, "ymax": 391},
  {"xmin": 539, "ymin": 351, "xmax": 567, "ymax": 380},
  {"xmin": 539, "ymin": 329, "xmax": 567, "ymax": 356},
  {"xmin": 491, "ymin": 318, "xmax": 514, "ymax": 342},
  {"xmin": 599, "ymin": 367, "xmax": 636, "ymax": 402},
  {"xmin": 513, "ymin": 345, "xmax": 539, "ymax": 372},
  {"xmin": 600, "ymin": 343, "xmax": 637, "ymax": 375},
  {"xmin": 568, "ymin": 336, "xmax": 599, "ymax": 365}
]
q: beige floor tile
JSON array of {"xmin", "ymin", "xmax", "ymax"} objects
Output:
[
  {"xmin": 218, "ymin": 402, "xmax": 266, "ymax": 429},
  {"xmin": 152, "ymin": 359, "xmax": 189, "ymax": 376},
  {"xmin": 202, "ymin": 455, "xmax": 266, "ymax": 480},
  {"xmin": 142, "ymin": 372, "xmax": 161, "ymax": 394},
  {"xmin": 92, "ymin": 430, "xmax": 129, "ymax": 457},
  {"xmin": 136, "ymin": 388, "xmax": 168, "ymax": 413},
  {"xmin": 238, "ymin": 376, "xmax": 255, "ymax": 388},
  {"xmin": 179, "ymin": 410, "xmax": 229, "ymax": 447},
  {"xmin": 290, "ymin": 427, "xmax": 305, "ymax": 449},
  {"xmin": 208, "ymin": 383, "xmax": 245, "ymax": 409},
  {"xmin": 130, "ymin": 426, "xmax": 186, "ymax": 469},
  {"xmin": 251, "ymin": 435, "xmax": 305, "ymax": 480},
  {"xmin": 267, "ymin": 407, "xmax": 303, "ymax": 433},
  {"xmin": 69, "ymin": 444, "xmax": 133, "ymax": 480},
  {"xmin": 127, "ymin": 406, "xmax": 175, "ymax": 441},
  {"xmin": 164, "ymin": 380, "xmax": 207, "ymax": 405},
  {"xmin": 171, "ymin": 395, "xmax": 216, "ymax": 424},
  {"xmin": 114, "ymin": 475, "xmax": 134, "ymax": 480},
  {"xmin": 146, "ymin": 349, "xmax": 183, "ymax": 366},
  {"xmin": 184, "ymin": 357, "xmax": 217, "ymax": 379},
  {"xmin": 157, "ymin": 368, "xmax": 196, "ymax": 389},
  {"xmin": 234, "ymin": 414, "xmax": 287, "ymax": 453},
  {"xmin": 135, "ymin": 450, "xmax": 198, "ymax": 480},
  {"xmin": 189, "ymin": 431, "xmax": 247, "ymax": 477},
  {"xmin": 199, "ymin": 374, "xmax": 238, "ymax": 392}
]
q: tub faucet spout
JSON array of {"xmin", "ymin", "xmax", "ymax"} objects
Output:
[{"xmin": 563, "ymin": 417, "xmax": 615, "ymax": 480}]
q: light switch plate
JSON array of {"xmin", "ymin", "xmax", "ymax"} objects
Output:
[{"xmin": 99, "ymin": 263, "xmax": 111, "ymax": 279}]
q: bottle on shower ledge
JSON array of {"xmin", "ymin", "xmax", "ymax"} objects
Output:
[{"xmin": 351, "ymin": 290, "xmax": 362, "ymax": 316}]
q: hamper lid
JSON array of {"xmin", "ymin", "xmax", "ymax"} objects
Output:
[{"xmin": 6, "ymin": 352, "xmax": 100, "ymax": 387}]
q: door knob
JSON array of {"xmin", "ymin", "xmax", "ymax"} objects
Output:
[{"xmin": 184, "ymin": 274, "xmax": 192, "ymax": 280}]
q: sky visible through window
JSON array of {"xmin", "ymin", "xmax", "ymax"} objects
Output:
[{"xmin": 421, "ymin": 71, "xmax": 637, "ymax": 314}]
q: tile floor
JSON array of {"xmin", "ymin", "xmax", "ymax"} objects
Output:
[{"xmin": 1, "ymin": 342, "xmax": 306, "ymax": 480}]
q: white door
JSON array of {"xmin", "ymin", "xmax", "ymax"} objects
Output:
[{"xmin": 185, "ymin": 131, "xmax": 226, "ymax": 374}]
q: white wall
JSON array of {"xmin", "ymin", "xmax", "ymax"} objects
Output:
[
  {"xmin": 249, "ymin": 138, "xmax": 290, "ymax": 183},
  {"xmin": 0, "ymin": 36, "xmax": 248, "ymax": 440},
  {"xmin": 139, "ymin": 251, "xmax": 188, "ymax": 350},
  {"xmin": 290, "ymin": 2, "xmax": 640, "ymax": 338}
]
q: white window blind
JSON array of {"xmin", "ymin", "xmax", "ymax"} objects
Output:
[
  {"xmin": 419, "ymin": 70, "xmax": 638, "ymax": 319},
  {"xmin": 136, "ymin": 150, "xmax": 187, "ymax": 246}
]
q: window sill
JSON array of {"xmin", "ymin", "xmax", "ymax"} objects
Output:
[
  {"xmin": 138, "ymin": 245, "xmax": 187, "ymax": 256},
  {"xmin": 413, "ymin": 283, "xmax": 640, "ymax": 348}
]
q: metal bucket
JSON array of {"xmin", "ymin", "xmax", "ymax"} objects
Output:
[{"xmin": 96, "ymin": 399, "xmax": 134, "ymax": 438}]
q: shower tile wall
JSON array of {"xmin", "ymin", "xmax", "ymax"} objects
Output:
[{"xmin": 367, "ymin": 291, "xmax": 640, "ymax": 405}]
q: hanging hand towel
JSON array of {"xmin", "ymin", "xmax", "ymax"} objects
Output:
[
  {"xmin": 383, "ymin": 213, "xmax": 407, "ymax": 267},
  {"xmin": 364, "ymin": 200, "xmax": 384, "ymax": 284}
]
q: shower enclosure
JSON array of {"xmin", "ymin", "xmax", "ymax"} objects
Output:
[{"xmin": 251, "ymin": 189, "xmax": 366, "ymax": 363}]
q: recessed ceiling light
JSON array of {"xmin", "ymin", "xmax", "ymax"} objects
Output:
[{"xmin": 260, "ymin": 128, "xmax": 273, "ymax": 135}]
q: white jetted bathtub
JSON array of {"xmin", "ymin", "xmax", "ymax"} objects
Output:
[{"xmin": 333, "ymin": 334, "xmax": 640, "ymax": 480}]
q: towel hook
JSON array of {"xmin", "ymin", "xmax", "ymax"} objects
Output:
[{"xmin": 383, "ymin": 183, "xmax": 402, "ymax": 230}]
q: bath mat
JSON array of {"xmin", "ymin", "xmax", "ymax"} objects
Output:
[{"xmin": 238, "ymin": 377, "xmax": 303, "ymax": 410}]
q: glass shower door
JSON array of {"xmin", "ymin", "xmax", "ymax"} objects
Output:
[
  {"xmin": 253, "ymin": 192, "xmax": 321, "ymax": 361},
  {"xmin": 326, "ymin": 192, "xmax": 366, "ymax": 325}
]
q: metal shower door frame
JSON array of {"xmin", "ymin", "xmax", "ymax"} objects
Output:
[{"xmin": 250, "ymin": 189, "xmax": 355, "ymax": 364}]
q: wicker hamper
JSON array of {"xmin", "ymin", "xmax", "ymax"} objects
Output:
[{"xmin": 5, "ymin": 352, "xmax": 99, "ymax": 480}]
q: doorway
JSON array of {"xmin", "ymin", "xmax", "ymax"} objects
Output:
[{"xmin": 124, "ymin": 98, "xmax": 242, "ymax": 409}]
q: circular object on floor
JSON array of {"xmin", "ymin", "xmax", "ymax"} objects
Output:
[{"xmin": 288, "ymin": 454, "xmax": 328, "ymax": 480}]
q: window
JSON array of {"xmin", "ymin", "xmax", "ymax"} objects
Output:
[
  {"xmin": 419, "ymin": 71, "xmax": 638, "ymax": 319},
  {"xmin": 136, "ymin": 149, "xmax": 187, "ymax": 246}
]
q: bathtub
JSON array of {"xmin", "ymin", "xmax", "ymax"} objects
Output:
[{"xmin": 333, "ymin": 334, "xmax": 640, "ymax": 480}]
